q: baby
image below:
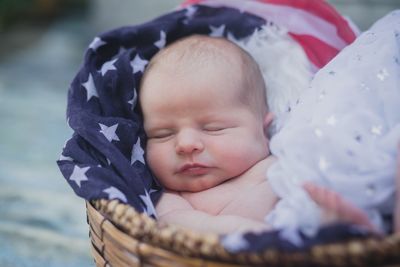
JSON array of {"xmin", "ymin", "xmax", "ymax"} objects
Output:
[
  {"xmin": 139, "ymin": 35, "xmax": 380, "ymax": 234},
  {"xmin": 140, "ymin": 34, "xmax": 276, "ymax": 233}
]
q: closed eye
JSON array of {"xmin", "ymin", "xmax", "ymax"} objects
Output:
[
  {"xmin": 147, "ymin": 130, "xmax": 174, "ymax": 139},
  {"xmin": 204, "ymin": 127, "xmax": 225, "ymax": 132},
  {"xmin": 203, "ymin": 125, "xmax": 229, "ymax": 132},
  {"xmin": 151, "ymin": 134, "xmax": 172, "ymax": 139}
]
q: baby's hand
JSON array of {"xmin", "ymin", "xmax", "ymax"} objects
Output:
[
  {"xmin": 305, "ymin": 143, "xmax": 400, "ymax": 234},
  {"xmin": 303, "ymin": 182, "xmax": 382, "ymax": 235}
]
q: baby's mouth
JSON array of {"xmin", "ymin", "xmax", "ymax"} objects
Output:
[{"xmin": 177, "ymin": 163, "xmax": 210, "ymax": 176}]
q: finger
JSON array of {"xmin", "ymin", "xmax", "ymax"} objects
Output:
[
  {"xmin": 303, "ymin": 182, "xmax": 339, "ymax": 210},
  {"xmin": 303, "ymin": 182, "xmax": 381, "ymax": 234},
  {"xmin": 303, "ymin": 183, "xmax": 341, "ymax": 223},
  {"xmin": 304, "ymin": 182, "xmax": 351, "ymax": 219}
]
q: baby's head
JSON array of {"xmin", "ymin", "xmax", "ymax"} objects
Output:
[{"xmin": 140, "ymin": 35, "xmax": 273, "ymax": 192}]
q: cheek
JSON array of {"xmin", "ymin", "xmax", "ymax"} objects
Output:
[
  {"xmin": 211, "ymin": 135, "xmax": 267, "ymax": 172},
  {"xmin": 210, "ymin": 133, "xmax": 260, "ymax": 157},
  {"xmin": 207, "ymin": 137, "xmax": 249, "ymax": 168},
  {"xmin": 146, "ymin": 144, "xmax": 171, "ymax": 177}
]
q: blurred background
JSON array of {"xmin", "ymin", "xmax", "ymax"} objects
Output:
[{"xmin": 0, "ymin": 0, "xmax": 399, "ymax": 266}]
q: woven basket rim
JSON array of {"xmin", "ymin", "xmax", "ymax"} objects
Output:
[{"xmin": 88, "ymin": 199, "xmax": 400, "ymax": 266}]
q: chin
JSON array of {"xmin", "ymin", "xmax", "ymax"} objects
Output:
[
  {"xmin": 192, "ymin": 179, "xmax": 224, "ymax": 192},
  {"xmin": 164, "ymin": 183, "xmax": 208, "ymax": 192},
  {"xmin": 166, "ymin": 176, "xmax": 224, "ymax": 192},
  {"xmin": 185, "ymin": 185, "xmax": 211, "ymax": 192},
  {"xmin": 178, "ymin": 180, "xmax": 215, "ymax": 193}
]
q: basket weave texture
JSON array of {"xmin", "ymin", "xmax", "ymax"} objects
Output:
[{"xmin": 87, "ymin": 199, "xmax": 400, "ymax": 267}]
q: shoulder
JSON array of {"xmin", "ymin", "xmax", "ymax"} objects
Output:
[
  {"xmin": 251, "ymin": 156, "xmax": 277, "ymax": 172},
  {"xmin": 234, "ymin": 156, "xmax": 277, "ymax": 185}
]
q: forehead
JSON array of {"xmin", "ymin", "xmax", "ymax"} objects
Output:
[
  {"xmin": 139, "ymin": 36, "xmax": 251, "ymax": 114},
  {"xmin": 141, "ymin": 62, "xmax": 242, "ymax": 108},
  {"xmin": 141, "ymin": 49, "xmax": 244, "ymax": 97}
]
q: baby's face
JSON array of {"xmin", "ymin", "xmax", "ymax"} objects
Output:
[{"xmin": 141, "ymin": 65, "xmax": 269, "ymax": 192}]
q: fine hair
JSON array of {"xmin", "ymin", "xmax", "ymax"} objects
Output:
[{"xmin": 140, "ymin": 34, "xmax": 268, "ymax": 117}]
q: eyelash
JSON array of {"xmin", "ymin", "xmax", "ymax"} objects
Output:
[
  {"xmin": 147, "ymin": 126, "xmax": 230, "ymax": 139},
  {"xmin": 203, "ymin": 127, "xmax": 226, "ymax": 132},
  {"xmin": 148, "ymin": 132, "xmax": 173, "ymax": 139}
]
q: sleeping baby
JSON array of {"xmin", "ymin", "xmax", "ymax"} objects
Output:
[{"xmin": 139, "ymin": 34, "xmax": 389, "ymax": 234}]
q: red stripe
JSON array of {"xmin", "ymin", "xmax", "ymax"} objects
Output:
[
  {"xmin": 289, "ymin": 33, "xmax": 340, "ymax": 68},
  {"xmin": 256, "ymin": 0, "xmax": 356, "ymax": 44},
  {"xmin": 181, "ymin": 0, "xmax": 203, "ymax": 7},
  {"xmin": 180, "ymin": 0, "xmax": 355, "ymax": 69},
  {"xmin": 181, "ymin": 0, "xmax": 356, "ymax": 45}
]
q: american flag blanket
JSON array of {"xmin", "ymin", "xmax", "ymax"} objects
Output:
[{"xmin": 58, "ymin": 0, "xmax": 368, "ymax": 252}]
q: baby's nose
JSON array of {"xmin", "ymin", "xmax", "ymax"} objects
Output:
[{"xmin": 175, "ymin": 129, "xmax": 204, "ymax": 155}]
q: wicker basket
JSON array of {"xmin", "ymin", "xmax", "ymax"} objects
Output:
[{"xmin": 87, "ymin": 199, "xmax": 400, "ymax": 267}]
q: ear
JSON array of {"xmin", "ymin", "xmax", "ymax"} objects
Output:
[{"xmin": 263, "ymin": 112, "xmax": 274, "ymax": 138}]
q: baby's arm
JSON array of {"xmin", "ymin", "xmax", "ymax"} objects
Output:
[
  {"xmin": 303, "ymin": 182, "xmax": 379, "ymax": 233},
  {"xmin": 156, "ymin": 190, "xmax": 270, "ymax": 234},
  {"xmin": 305, "ymin": 144, "xmax": 400, "ymax": 234}
]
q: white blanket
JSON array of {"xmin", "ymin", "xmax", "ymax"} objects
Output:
[{"xmin": 266, "ymin": 10, "xmax": 400, "ymax": 237}]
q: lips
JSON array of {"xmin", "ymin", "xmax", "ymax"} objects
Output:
[{"xmin": 177, "ymin": 163, "xmax": 210, "ymax": 176}]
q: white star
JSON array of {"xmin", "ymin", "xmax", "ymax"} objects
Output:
[
  {"xmin": 100, "ymin": 58, "xmax": 117, "ymax": 76},
  {"xmin": 377, "ymin": 68, "xmax": 389, "ymax": 81},
  {"xmin": 314, "ymin": 128, "xmax": 323, "ymax": 138},
  {"xmin": 183, "ymin": 6, "xmax": 197, "ymax": 24},
  {"xmin": 130, "ymin": 54, "xmax": 148, "ymax": 74},
  {"xmin": 139, "ymin": 190, "xmax": 157, "ymax": 217},
  {"xmin": 128, "ymin": 88, "xmax": 137, "ymax": 109},
  {"xmin": 69, "ymin": 166, "xmax": 90, "ymax": 187},
  {"xmin": 360, "ymin": 82, "xmax": 370, "ymax": 91},
  {"xmin": 89, "ymin": 37, "xmax": 106, "ymax": 51},
  {"xmin": 221, "ymin": 232, "xmax": 249, "ymax": 252},
  {"xmin": 59, "ymin": 154, "xmax": 73, "ymax": 161},
  {"xmin": 209, "ymin": 24, "xmax": 226, "ymax": 37},
  {"xmin": 371, "ymin": 125, "xmax": 382, "ymax": 136},
  {"xmin": 131, "ymin": 137, "xmax": 145, "ymax": 164},
  {"xmin": 103, "ymin": 186, "xmax": 127, "ymax": 202},
  {"xmin": 82, "ymin": 74, "xmax": 99, "ymax": 101},
  {"xmin": 318, "ymin": 156, "xmax": 329, "ymax": 171},
  {"xmin": 154, "ymin": 31, "xmax": 166, "ymax": 49},
  {"xmin": 318, "ymin": 91, "xmax": 326, "ymax": 101},
  {"xmin": 185, "ymin": 5, "xmax": 197, "ymax": 18},
  {"xmin": 326, "ymin": 115, "xmax": 337, "ymax": 126},
  {"xmin": 185, "ymin": 6, "xmax": 197, "ymax": 18},
  {"xmin": 99, "ymin": 123, "xmax": 120, "ymax": 142}
]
